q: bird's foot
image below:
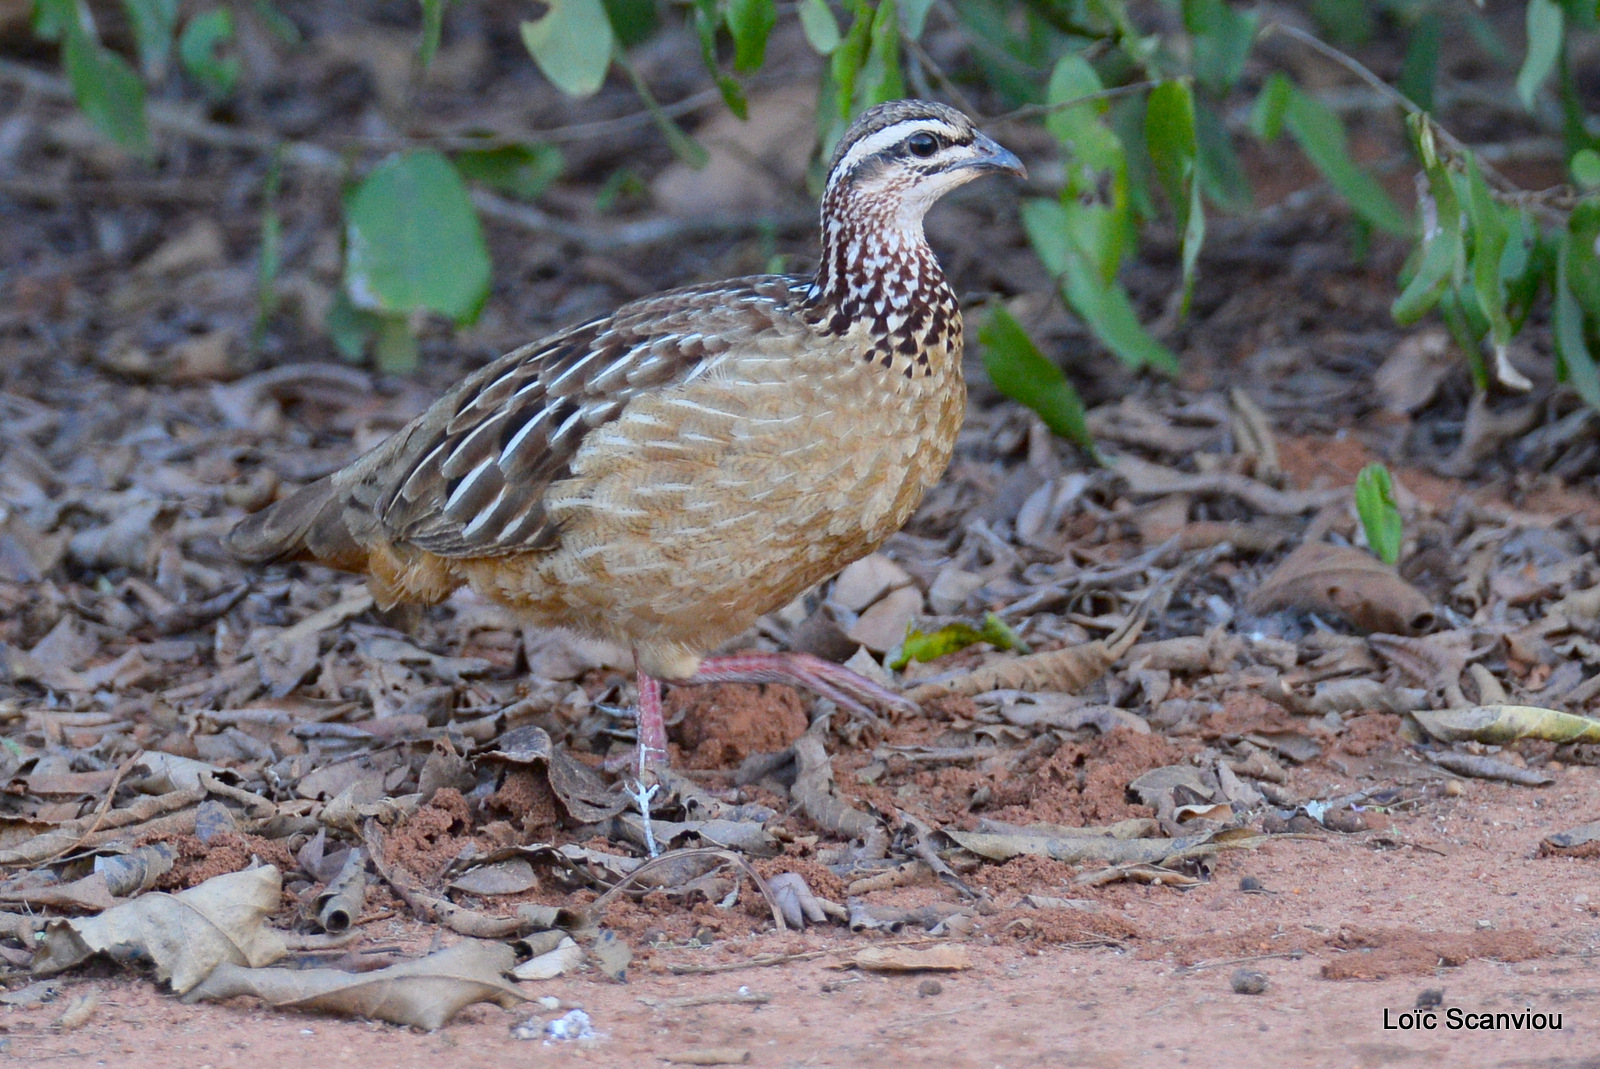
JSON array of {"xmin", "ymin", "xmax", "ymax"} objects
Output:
[
  {"xmin": 624, "ymin": 779, "xmax": 662, "ymax": 858},
  {"xmin": 687, "ymin": 651, "xmax": 918, "ymax": 722}
]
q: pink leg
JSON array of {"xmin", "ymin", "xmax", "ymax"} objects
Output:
[
  {"xmin": 685, "ymin": 651, "xmax": 917, "ymax": 721},
  {"xmin": 635, "ymin": 667, "xmax": 668, "ymax": 776}
]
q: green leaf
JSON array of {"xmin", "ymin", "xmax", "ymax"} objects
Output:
[
  {"xmin": 889, "ymin": 613, "xmax": 1029, "ymax": 671},
  {"xmin": 978, "ymin": 306, "xmax": 1095, "ymax": 453},
  {"xmin": 32, "ymin": 0, "xmax": 78, "ymax": 41},
  {"xmin": 1311, "ymin": 0, "xmax": 1373, "ymax": 45},
  {"xmin": 1183, "ymin": 0, "xmax": 1258, "ymax": 96},
  {"xmin": 1398, "ymin": 12, "xmax": 1439, "ymax": 111},
  {"xmin": 418, "ymin": 0, "xmax": 446, "ymax": 70},
  {"xmin": 829, "ymin": 1, "xmax": 873, "ymax": 119},
  {"xmin": 1391, "ymin": 221, "xmax": 1462, "ymax": 325},
  {"xmin": 324, "ymin": 289, "xmax": 381, "ymax": 362},
  {"xmin": 1250, "ymin": 72, "xmax": 1291, "ymax": 142},
  {"xmin": 1282, "ymin": 84, "xmax": 1409, "ymax": 235},
  {"xmin": 1063, "ymin": 263, "xmax": 1181, "ymax": 374},
  {"xmin": 374, "ymin": 314, "xmax": 421, "ymax": 374},
  {"xmin": 1145, "ymin": 81, "xmax": 1203, "ymax": 314},
  {"xmin": 453, "ymin": 143, "xmax": 564, "ymax": 200},
  {"xmin": 1021, "ymin": 197, "xmax": 1174, "ymax": 374},
  {"xmin": 1463, "ymin": 156, "xmax": 1512, "ymax": 352},
  {"xmin": 343, "ymin": 150, "xmax": 491, "ymax": 326},
  {"xmin": 601, "ymin": 0, "xmax": 659, "ymax": 47},
  {"xmin": 1562, "ymin": 0, "xmax": 1598, "ymax": 30},
  {"xmin": 1194, "ymin": 99, "xmax": 1251, "ymax": 210},
  {"xmin": 1517, "ymin": 0, "xmax": 1564, "ymax": 111},
  {"xmin": 521, "ymin": 0, "xmax": 614, "ymax": 98},
  {"xmin": 1044, "ymin": 54, "xmax": 1121, "ymax": 172},
  {"xmin": 1021, "ymin": 198, "xmax": 1072, "ymax": 278},
  {"xmin": 1556, "ymin": 233, "xmax": 1600, "ymax": 410},
  {"xmin": 1572, "ymin": 148, "xmax": 1600, "ymax": 188},
  {"xmin": 1567, "ymin": 202, "xmax": 1600, "ymax": 312},
  {"xmin": 797, "ymin": 0, "xmax": 840, "ymax": 54},
  {"xmin": 1145, "ymin": 82, "xmax": 1196, "ymax": 211},
  {"xmin": 1060, "ymin": 197, "xmax": 1124, "ymax": 284},
  {"xmin": 727, "ymin": 0, "xmax": 776, "ymax": 72},
  {"xmin": 63, "ymin": 28, "xmax": 150, "ymax": 156},
  {"xmin": 1144, "ymin": 80, "xmax": 1196, "ymax": 216},
  {"xmin": 691, "ymin": 0, "xmax": 748, "ymax": 119},
  {"xmin": 899, "ymin": 0, "xmax": 935, "ymax": 39},
  {"xmin": 122, "ymin": 0, "xmax": 178, "ymax": 78},
  {"xmin": 856, "ymin": 0, "xmax": 904, "ymax": 108},
  {"xmin": 1354, "ymin": 463, "xmax": 1403, "ymax": 565},
  {"xmin": 178, "ymin": 8, "xmax": 240, "ymax": 98},
  {"xmin": 593, "ymin": 167, "xmax": 646, "ymax": 213},
  {"xmin": 1179, "ymin": 175, "xmax": 1205, "ymax": 317},
  {"xmin": 252, "ymin": 0, "xmax": 302, "ymax": 46}
]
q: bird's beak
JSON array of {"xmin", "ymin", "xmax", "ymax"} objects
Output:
[{"xmin": 961, "ymin": 131, "xmax": 1027, "ymax": 179}]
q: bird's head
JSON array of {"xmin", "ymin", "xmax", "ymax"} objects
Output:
[{"xmin": 822, "ymin": 100, "xmax": 1026, "ymax": 227}]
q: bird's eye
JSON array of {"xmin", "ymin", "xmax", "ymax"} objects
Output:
[{"xmin": 907, "ymin": 132, "xmax": 939, "ymax": 158}]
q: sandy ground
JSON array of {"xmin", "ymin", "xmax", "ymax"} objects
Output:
[{"xmin": 8, "ymin": 766, "xmax": 1599, "ymax": 1069}]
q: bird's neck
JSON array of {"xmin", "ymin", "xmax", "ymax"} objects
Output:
[{"xmin": 808, "ymin": 186, "xmax": 957, "ymax": 344}]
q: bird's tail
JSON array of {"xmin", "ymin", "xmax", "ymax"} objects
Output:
[
  {"xmin": 226, "ymin": 472, "xmax": 460, "ymax": 608},
  {"xmin": 224, "ymin": 475, "xmax": 368, "ymax": 572}
]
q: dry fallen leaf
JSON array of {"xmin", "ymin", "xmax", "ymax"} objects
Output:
[
  {"xmin": 33, "ymin": 865, "xmax": 286, "ymax": 993},
  {"xmin": 187, "ymin": 938, "xmax": 527, "ymax": 1030},
  {"xmin": 1412, "ymin": 705, "xmax": 1600, "ymax": 746},
  {"xmin": 904, "ymin": 620, "xmax": 1142, "ymax": 702},
  {"xmin": 1248, "ymin": 542, "xmax": 1435, "ymax": 634},
  {"xmin": 512, "ymin": 935, "xmax": 583, "ymax": 981},
  {"xmin": 313, "ymin": 848, "xmax": 367, "ymax": 933},
  {"xmin": 1540, "ymin": 821, "xmax": 1600, "ymax": 854},
  {"xmin": 946, "ymin": 828, "xmax": 1219, "ymax": 866}
]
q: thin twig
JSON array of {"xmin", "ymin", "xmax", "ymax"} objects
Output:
[
  {"xmin": 663, "ymin": 936, "xmax": 939, "ymax": 975},
  {"xmin": 36, "ymin": 754, "xmax": 140, "ymax": 866},
  {"xmin": 900, "ymin": 32, "xmax": 982, "ymax": 120},
  {"xmin": 589, "ymin": 847, "xmax": 786, "ymax": 932},
  {"xmin": 989, "ymin": 81, "xmax": 1164, "ymax": 127},
  {"xmin": 1173, "ymin": 949, "xmax": 1307, "ymax": 974}
]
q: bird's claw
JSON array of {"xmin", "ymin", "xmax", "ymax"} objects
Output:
[{"xmin": 625, "ymin": 779, "xmax": 662, "ymax": 858}]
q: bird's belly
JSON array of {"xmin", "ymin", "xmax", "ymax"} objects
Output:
[{"xmin": 461, "ymin": 346, "xmax": 963, "ymax": 672}]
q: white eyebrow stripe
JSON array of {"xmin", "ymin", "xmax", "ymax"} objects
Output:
[{"xmin": 829, "ymin": 119, "xmax": 966, "ymax": 184}]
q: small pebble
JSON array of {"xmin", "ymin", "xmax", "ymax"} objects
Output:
[
  {"xmin": 1230, "ymin": 969, "xmax": 1268, "ymax": 995},
  {"xmin": 1416, "ymin": 988, "xmax": 1444, "ymax": 1010},
  {"xmin": 537, "ymin": 995, "xmax": 562, "ymax": 1011},
  {"xmin": 917, "ymin": 979, "xmax": 943, "ymax": 998},
  {"xmin": 1239, "ymin": 876, "xmax": 1264, "ymax": 892},
  {"xmin": 1444, "ymin": 780, "xmax": 1464, "ymax": 797}
]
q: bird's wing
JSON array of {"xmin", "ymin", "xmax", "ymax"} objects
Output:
[{"xmin": 357, "ymin": 276, "xmax": 808, "ymax": 558}]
